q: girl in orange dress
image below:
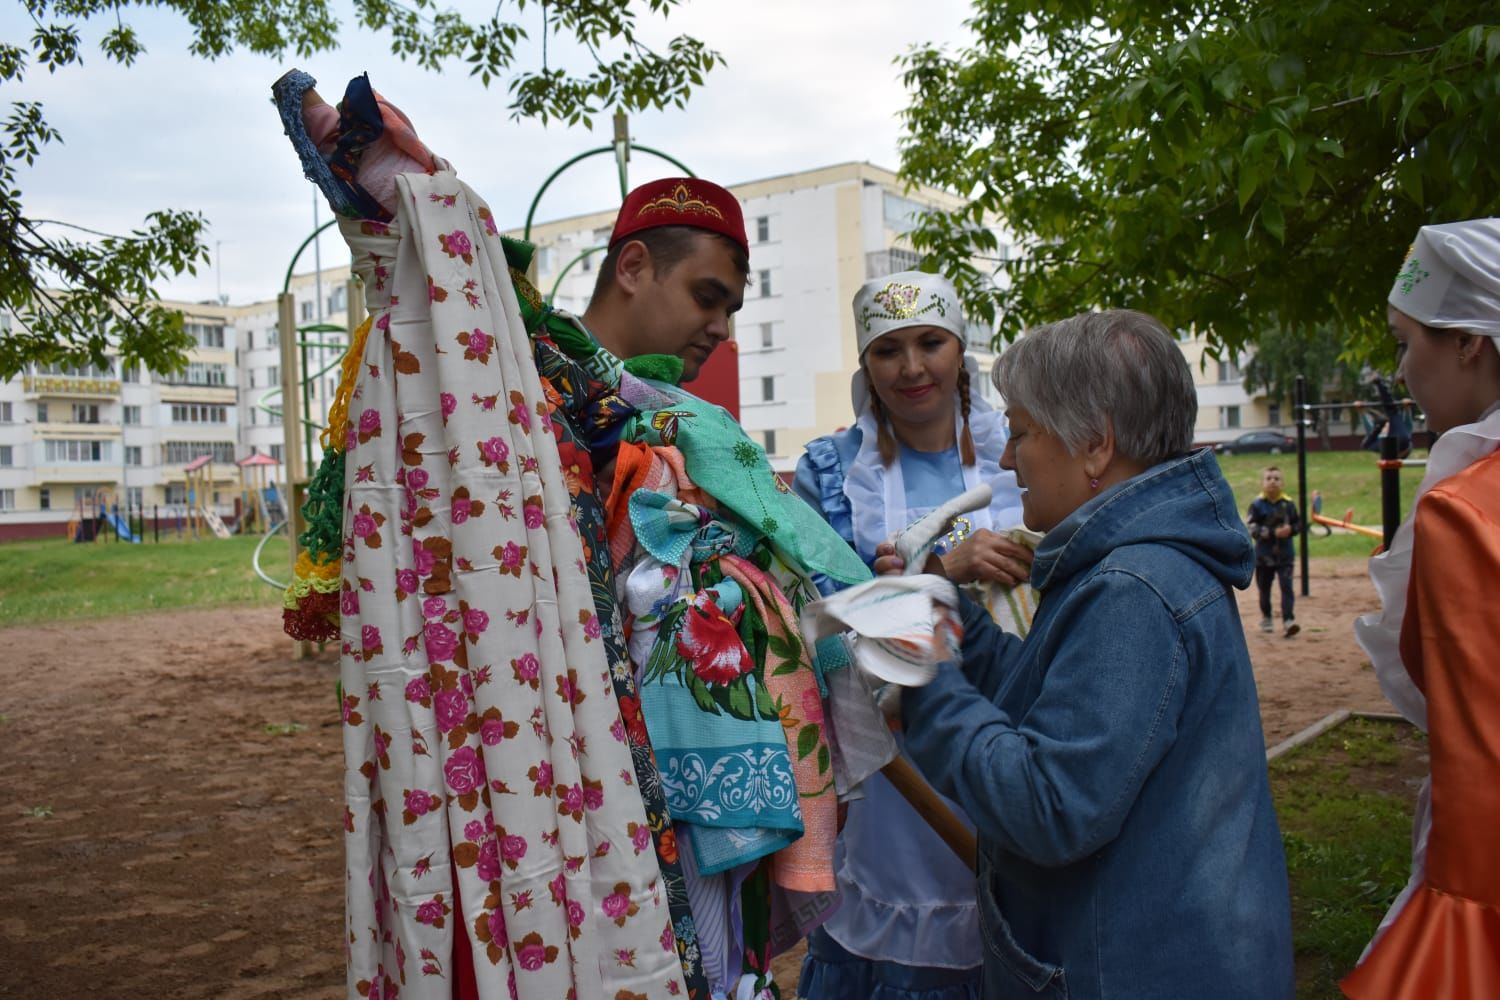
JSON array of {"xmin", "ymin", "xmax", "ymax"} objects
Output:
[{"xmin": 1343, "ymin": 218, "xmax": 1500, "ymax": 998}]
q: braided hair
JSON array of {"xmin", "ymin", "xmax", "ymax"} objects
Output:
[{"xmin": 957, "ymin": 365, "xmax": 976, "ymax": 466}]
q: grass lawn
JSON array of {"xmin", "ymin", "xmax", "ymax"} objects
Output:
[
  {"xmin": 1270, "ymin": 716, "xmax": 1426, "ymax": 999},
  {"xmin": 0, "ymin": 532, "xmax": 284, "ymax": 625},
  {"xmin": 1215, "ymin": 450, "xmax": 1429, "ymax": 559}
]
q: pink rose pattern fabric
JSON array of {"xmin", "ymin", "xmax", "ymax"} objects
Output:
[{"xmin": 336, "ymin": 173, "xmax": 685, "ymax": 999}]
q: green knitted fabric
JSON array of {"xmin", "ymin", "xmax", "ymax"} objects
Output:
[{"xmin": 298, "ymin": 444, "xmax": 346, "ymax": 559}]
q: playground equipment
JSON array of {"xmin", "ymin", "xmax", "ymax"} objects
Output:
[
  {"xmin": 235, "ymin": 452, "xmax": 284, "ymax": 535},
  {"xmin": 182, "ymin": 456, "xmax": 232, "ymax": 539},
  {"xmin": 1293, "ymin": 374, "xmax": 1426, "ymax": 594},
  {"xmin": 66, "ymin": 488, "xmax": 141, "ymax": 544}
]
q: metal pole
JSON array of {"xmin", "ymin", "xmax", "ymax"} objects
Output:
[
  {"xmin": 153, "ymin": 504, "xmax": 159, "ymax": 543},
  {"xmin": 1380, "ymin": 434, "xmax": 1401, "ymax": 549},
  {"xmin": 1295, "ymin": 376, "xmax": 1309, "ymax": 597}
]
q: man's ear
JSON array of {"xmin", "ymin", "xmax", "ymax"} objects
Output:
[{"xmin": 614, "ymin": 240, "xmax": 653, "ymax": 297}]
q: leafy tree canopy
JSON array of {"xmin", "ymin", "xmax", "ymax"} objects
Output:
[
  {"xmin": 0, "ymin": 0, "xmax": 719, "ymax": 379},
  {"xmin": 898, "ymin": 2, "xmax": 1500, "ymax": 362}
]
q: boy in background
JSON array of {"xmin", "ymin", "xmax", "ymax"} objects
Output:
[{"xmin": 1248, "ymin": 466, "xmax": 1301, "ymax": 637}]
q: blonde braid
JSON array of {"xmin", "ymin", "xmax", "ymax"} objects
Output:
[{"xmin": 957, "ymin": 365, "xmax": 976, "ymax": 466}]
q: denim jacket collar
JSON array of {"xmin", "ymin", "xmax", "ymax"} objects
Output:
[{"xmin": 1031, "ymin": 448, "xmax": 1253, "ymax": 594}]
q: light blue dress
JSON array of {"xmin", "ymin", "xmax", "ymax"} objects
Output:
[{"xmin": 793, "ymin": 430, "xmax": 1019, "ymax": 999}]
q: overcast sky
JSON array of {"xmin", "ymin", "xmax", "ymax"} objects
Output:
[{"xmin": 4, "ymin": 0, "xmax": 976, "ymax": 305}]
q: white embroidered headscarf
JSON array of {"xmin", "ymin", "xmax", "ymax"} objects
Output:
[
  {"xmin": 1388, "ymin": 218, "xmax": 1500, "ymax": 355},
  {"xmin": 843, "ymin": 272, "xmax": 1023, "ymax": 562}
]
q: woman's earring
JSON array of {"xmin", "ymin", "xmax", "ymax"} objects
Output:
[{"xmin": 1089, "ymin": 477, "xmax": 1100, "ymax": 490}]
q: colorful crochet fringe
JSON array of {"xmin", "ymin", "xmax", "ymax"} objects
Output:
[{"xmin": 282, "ymin": 315, "xmax": 372, "ymax": 642}]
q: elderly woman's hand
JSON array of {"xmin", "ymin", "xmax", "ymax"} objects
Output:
[{"xmin": 939, "ymin": 530, "xmax": 1035, "ymax": 587}]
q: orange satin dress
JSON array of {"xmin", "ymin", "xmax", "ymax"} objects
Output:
[{"xmin": 1343, "ymin": 448, "xmax": 1500, "ymax": 998}]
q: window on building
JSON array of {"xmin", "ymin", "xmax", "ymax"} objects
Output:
[
  {"xmin": 300, "ymin": 300, "xmax": 314, "ymax": 322},
  {"xmin": 763, "ymin": 430, "xmax": 777, "ymax": 455},
  {"xmin": 36, "ymin": 403, "xmax": 48, "ymax": 423},
  {"xmin": 43, "ymin": 439, "xmax": 111, "ymax": 463},
  {"xmin": 0, "ymin": 445, "xmax": 11, "ymax": 466},
  {"xmin": 170, "ymin": 403, "xmax": 229, "ymax": 424},
  {"xmin": 882, "ymin": 192, "xmax": 925, "ymax": 234},
  {"xmin": 186, "ymin": 322, "xmax": 225, "ymax": 349},
  {"xmin": 125, "ymin": 446, "xmax": 142, "ymax": 466},
  {"xmin": 1217, "ymin": 359, "xmax": 1242, "ymax": 383},
  {"xmin": 761, "ymin": 376, "xmax": 775, "ymax": 402},
  {"xmin": 165, "ymin": 484, "xmax": 187, "ymax": 505},
  {"xmin": 121, "ymin": 363, "xmax": 139, "ymax": 383},
  {"xmin": 1221, "ymin": 405, "xmax": 1242, "ymax": 429},
  {"xmin": 158, "ymin": 362, "xmax": 229, "ymax": 387},
  {"xmin": 580, "ymin": 252, "xmax": 593, "ymax": 273},
  {"xmin": 760, "ymin": 323, "xmax": 774, "ymax": 349},
  {"xmin": 248, "ymin": 407, "xmax": 256, "ymax": 426},
  {"xmin": 39, "ymin": 488, "xmax": 50, "ymax": 510},
  {"xmin": 266, "ymin": 407, "xmax": 282, "ymax": 426},
  {"xmin": 70, "ymin": 403, "xmax": 101, "ymax": 424},
  {"xmin": 122, "ymin": 405, "xmax": 141, "ymax": 426},
  {"xmin": 0, "ymin": 401, "xmax": 11, "ymax": 422},
  {"xmin": 267, "ymin": 365, "xmax": 280, "ymax": 386},
  {"xmin": 758, "ymin": 270, "xmax": 772, "ymax": 297},
  {"xmin": 0, "ymin": 489, "xmax": 13, "ymax": 511},
  {"xmin": 127, "ymin": 486, "xmax": 143, "ymax": 508},
  {"xmin": 756, "ymin": 216, "xmax": 770, "ymax": 243},
  {"xmin": 34, "ymin": 360, "xmax": 112, "ymax": 378},
  {"xmin": 164, "ymin": 441, "xmax": 236, "ymax": 464},
  {"xmin": 269, "ymin": 443, "xmax": 283, "ymax": 462},
  {"xmin": 243, "ymin": 331, "xmax": 252, "ymax": 352},
  {"xmin": 1267, "ymin": 402, "xmax": 1282, "ymax": 426},
  {"xmin": 329, "ymin": 286, "xmax": 347, "ymax": 313}
]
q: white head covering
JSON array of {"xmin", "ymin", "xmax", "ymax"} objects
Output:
[
  {"xmin": 1388, "ymin": 218, "xmax": 1500, "ymax": 355},
  {"xmin": 852, "ymin": 270, "xmax": 965, "ymax": 356},
  {"xmin": 850, "ymin": 271, "xmax": 967, "ymax": 413}
]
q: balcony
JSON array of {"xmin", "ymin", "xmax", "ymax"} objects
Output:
[
  {"xmin": 34, "ymin": 420, "xmax": 122, "ymax": 438},
  {"xmin": 23, "ymin": 375, "xmax": 121, "ymax": 399}
]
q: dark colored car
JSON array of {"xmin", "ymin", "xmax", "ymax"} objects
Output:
[{"xmin": 1215, "ymin": 430, "xmax": 1295, "ymax": 455}]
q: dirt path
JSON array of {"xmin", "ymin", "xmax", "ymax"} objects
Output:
[{"xmin": 0, "ymin": 559, "xmax": 1388, "ymax": 997}]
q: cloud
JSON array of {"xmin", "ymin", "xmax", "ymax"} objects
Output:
[{"xmin": 2, "ymin": 0, "xmax": 973, "ymax": 305}]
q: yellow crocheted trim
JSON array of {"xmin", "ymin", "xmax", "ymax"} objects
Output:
[
  {"xmin": 283, "ymin": 550, "xmax": 342, "ymax": 608},
  {"xmin": 321, "ymin": 314, "xmax": 376, "ymax": 451},
  {"xmin": 296, "ymin": 549, "xmax": 342, "ymax": 580}
]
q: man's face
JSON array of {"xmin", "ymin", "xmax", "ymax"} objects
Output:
[{"xmin": 628, "ymin": 234, "xmax": 746, "ymax": 381}]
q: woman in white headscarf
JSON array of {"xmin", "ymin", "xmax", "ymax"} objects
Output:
[
  {"xmin": 1343, "ymin": 219, "xmax": 1500, "ymax": 999},
  {"xmin": 791, "ymin": 271, "xmax": 1032, "ymax": 999}
]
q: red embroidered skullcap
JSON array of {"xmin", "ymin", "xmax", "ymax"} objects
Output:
[{"xmin": 610, "ymin": 177, "xmax": 748, "ymax": 255}]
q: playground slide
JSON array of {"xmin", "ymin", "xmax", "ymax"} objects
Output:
[
  {"xmin": 201, "ymin": 508, "xmax": 232, "ymax": 540},
  {"xmin": 104, "ymin": 512, "xmax": 141, "ymax": 543}
]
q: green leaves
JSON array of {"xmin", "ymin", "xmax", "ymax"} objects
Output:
[{"xmin": 898, "ymin": 1, "xmax": 1500, "ymax": 362}]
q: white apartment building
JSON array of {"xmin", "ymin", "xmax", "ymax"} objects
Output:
[
  {"xmin": 1, "ymin": 161, "xmax": 1011, "ymax": 537},
  {"xmin": 0, "ymin": 269, "xmax": 354, "ymax": 540}
]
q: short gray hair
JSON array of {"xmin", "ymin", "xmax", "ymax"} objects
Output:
[{"xmin": 992, "ymin": 310, "xmax": 1196, "ymax": 465}]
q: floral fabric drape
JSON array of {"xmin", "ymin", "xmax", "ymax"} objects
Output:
[{"xmin": 336, "ymin": 172, "xmax": 684, "ymax": 999}]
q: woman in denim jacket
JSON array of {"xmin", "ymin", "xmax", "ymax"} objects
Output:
[{"xmin": 880, "ymin": 310, "xmax": 1294, "ymax": 999}]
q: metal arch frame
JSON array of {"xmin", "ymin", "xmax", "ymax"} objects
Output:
[{"xmin": 523, "ymin": 144, "xmax": 694, "ymax": 242}]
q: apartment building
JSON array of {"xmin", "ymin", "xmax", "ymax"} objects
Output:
[{"xmin": 2, "ymin": 160, "xmax": 1010, "ymax": 536}]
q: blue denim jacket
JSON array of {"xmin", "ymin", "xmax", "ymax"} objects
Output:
[{"xmin": 902, "ymin": 449, "xmax": 1294, "ymax": 1000}]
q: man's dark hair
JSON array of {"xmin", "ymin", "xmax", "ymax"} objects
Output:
[{"xmin": 590, "ymin": 225, "xmax": 750, "ymax": 301}]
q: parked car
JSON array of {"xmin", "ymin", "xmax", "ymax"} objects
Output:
[{"xmin": 1215, "ymin": 430, "xmax": 1295, "ymax": 455}]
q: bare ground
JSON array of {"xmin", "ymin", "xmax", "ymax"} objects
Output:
[{"xmin": 0, "ymin": 558, "xmax": 1387, "ymax": 998}]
